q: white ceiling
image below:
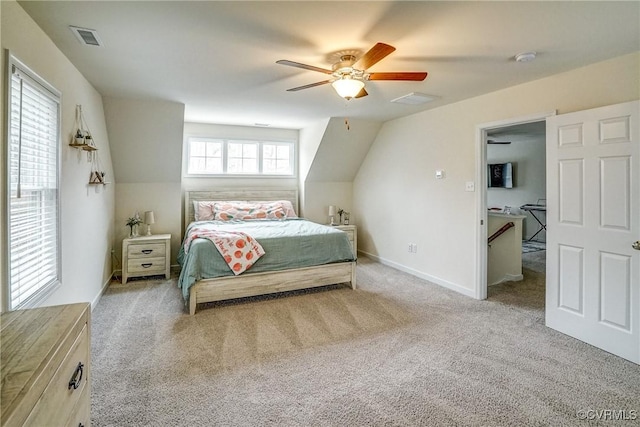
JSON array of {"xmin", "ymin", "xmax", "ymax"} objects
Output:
[{"xmin": 19, "ymin": 1, "xmax": 640, "ymax": 130}]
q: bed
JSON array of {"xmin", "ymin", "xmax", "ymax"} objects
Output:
[{"xmin": 179, "ymin": 189, "xmax": 356, "ymax": 314}]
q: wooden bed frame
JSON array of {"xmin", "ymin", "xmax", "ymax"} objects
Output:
[{"xmin": 183, "ymin": 188, "xmax": 356, "ymax": 315}]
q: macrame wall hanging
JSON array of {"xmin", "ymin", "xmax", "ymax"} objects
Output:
[{"xmin": 69, "ymin": 105, "xmax": 108, "ymax": 185}]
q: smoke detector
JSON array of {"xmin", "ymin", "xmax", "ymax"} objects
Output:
[{"xmin": 515, "ymin": 51, "xmax": 536, "ymax": 63}]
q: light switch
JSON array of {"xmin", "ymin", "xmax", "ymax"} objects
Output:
[
  {"xmin": 465, "ymin": 181, "xmax": 475, "ymax": 192},
  {"xmin": 436, "ymin": 170, "xmax": 445, "ymax": 179}
]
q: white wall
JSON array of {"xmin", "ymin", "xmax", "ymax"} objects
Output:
[
  {"xmin": 299, "ymin": 118, "xmax": 381, "ymax": 222},
  {"xmin": 487, "ymin": 135, "xmax": 546, "ymax": 240},
  {"xmin": 104, "ymin": 97, "xmax": 185, "ymax": 265},
  {"xmin": 299, "ymin": 118, "xmax": 330, "ymax": 216},
  {"xmin": 1, "ymin": 0, "xmax": 115, "ymax": 310},
  {"xmin": 303, "ymin": 182, "xmax": 353, "ymax": 225},
  {"xmin": 354, "ymin": 52, "xmax": 640, "ymax": 297}
]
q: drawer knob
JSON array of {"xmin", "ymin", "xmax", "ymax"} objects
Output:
[
  {"xmin": 141, "ymin": 249, "xmax": 153, "ymax": 254},
  {"xmin": 68, "ymin": 362, "xmax": 84, "ymax": 390},
  {"xmin": 142, "ymin": 263, "xmax": 153, "ymax": 268}
]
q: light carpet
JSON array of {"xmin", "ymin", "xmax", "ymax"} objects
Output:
[
  {"xmin": 522, "ymin": 250, "xmax": 546, "ymax": 275},
  {"xmin": 91, "ymin": 257, "xmax": 639, "ymax": 426}
]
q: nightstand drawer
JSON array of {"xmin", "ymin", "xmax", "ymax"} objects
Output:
[
  {"xmin": 127, "ymin": 243, "xmax": 166, "ymax": 258},
  {"xmin": 334, "ymin": 225, "xmax": 357, "ymax": 257},
  {"xmin": 341, "ymin": 229, "xmax": 355, "ymax": 241},
  {"xmin": 127, "ymin": 256, "xmax": 166, "ymax": 274}
]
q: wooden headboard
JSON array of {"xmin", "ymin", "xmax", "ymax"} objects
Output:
[{"xmin": 184, "ymin": 188, "xmax": 299, "ymax": 230}]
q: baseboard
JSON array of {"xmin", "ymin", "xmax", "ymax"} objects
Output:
[
  {"xmin": 489, "ymin": 273, "xmax": 523, "ymax": 286},
  {"xmin": 91, "ymin": 272, "xmax": 114, "ymax": 311},
  {"xmin": 359, "ymin": 250, "xmax": 476, "ymax": 298}
]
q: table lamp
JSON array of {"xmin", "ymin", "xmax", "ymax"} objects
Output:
[
  {"xmin": 328, "ymin": 205, "xmax": 337, "ymax": 226},
  {"xmin": 144, "ymin": 211, "xmax": 155, "ymax": 236}
]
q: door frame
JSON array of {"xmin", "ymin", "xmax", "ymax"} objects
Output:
[{"xmin": 474, "ymin": 111, "xmax": 556, "ymax": 300}]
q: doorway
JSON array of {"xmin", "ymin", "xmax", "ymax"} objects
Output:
[
  {"xmin": 475, "ymin": 112, "xmax": 555, "ymax": 300},
  {"xmin": 487, "ymin": 122, "xmax": 547, "ymax": 276}
]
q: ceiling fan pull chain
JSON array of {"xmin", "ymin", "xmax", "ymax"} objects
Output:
[{"xmin": 345, "ymin": 118, "xmax": 350, "ymax": 131}]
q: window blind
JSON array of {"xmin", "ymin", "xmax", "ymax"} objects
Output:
[{"xmin": 8, "ymin": 59, "xmax": 61, "ymax": 310}]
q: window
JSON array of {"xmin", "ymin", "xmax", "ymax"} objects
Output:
[
  {"xmin": 6, "ymin": 56, "xmax": 61, "ymax": 310},
  {"xmin": 186, "ymin": 138, "xmax": 294, "ymax": 176},
  {"xmin": 227, "ymin": 141, "xmax": 258, "ymax": 174},
  {"xmin": 188, "ymin": 139, "xmax": 223, "ymax": 174},
  {"xmin": 263, "ymin": 143, "xmax": 293, "ymax": 175}
]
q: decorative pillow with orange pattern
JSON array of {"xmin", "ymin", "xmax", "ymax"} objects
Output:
[
  {"xmin": 213, "ymin": 202, "xmax": 286, "ymax": 221},
  {"xmin": 263, "ymin": 200, "xmax": 297, "ymax": 218}
]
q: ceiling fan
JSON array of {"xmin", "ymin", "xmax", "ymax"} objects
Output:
[{"xmin": 276, "ymin": 42, "xmax": 428, "ymax": 100}]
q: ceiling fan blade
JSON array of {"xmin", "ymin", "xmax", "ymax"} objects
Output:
[
  {"xmin": 276, "ymin": 60, "xmax": 333, "ymax": 74},
  {"xmin": 286, "ymin": 80, "xmax": 331, "ymax": 92},
  {"xmin": 354, "ymin": 42, "xmax": 396, "ymax": 70},
  {"xmin": 354, "ymin": 88, "xmax": 368, "ymax": 98},
  {"xmin": 368, "ymin": 72, "xmax": 428, "ymax": 81}
]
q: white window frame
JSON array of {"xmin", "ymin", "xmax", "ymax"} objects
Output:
[
  {"xmin": 227, "ymin": 140, "xmax": 260, "ymax": 175},
  {"xmin": 4, "ymin": 54, "xmax": 62, "ymax": 311},
  {"xmin": 185, "ymin": 137, "xmax": 296, "ymax": 177}
]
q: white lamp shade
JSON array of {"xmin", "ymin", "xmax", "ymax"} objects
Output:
[
  {"xmin": 144, "ymin": 211, "xmax": 155, "ymax": 225},
  {"xmin": 331, "ymin": 78, "xmax": 365, "ymax": 99},
  {"xmin": 328, "ymin": 205, "xmax": 336, "ymax": 216}
]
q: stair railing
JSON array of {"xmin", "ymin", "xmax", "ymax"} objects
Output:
[{"xmin": 488, "ymin": 222, "xmax": 515, "ymax": 246}]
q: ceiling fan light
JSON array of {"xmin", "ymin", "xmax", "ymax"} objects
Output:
[{"xmin": 331, "ymin": 77, "xmax": 365, "ymax": 99}]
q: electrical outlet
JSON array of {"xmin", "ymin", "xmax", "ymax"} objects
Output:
[
  {"xmin": 412, "ymin": 244, "xmax": 418, "ymax": 253},
  {"xmin": 408, "ymin": 243, "xmax": 412, "ymax": 253}
]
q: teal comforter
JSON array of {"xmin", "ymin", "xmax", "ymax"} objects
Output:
[{"xmin": 177, "ymin": 219, "xmax": 355, "ymax": 300}]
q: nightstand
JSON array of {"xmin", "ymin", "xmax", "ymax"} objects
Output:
[
  {"xmin": 334, "ymin": 225, "xmax": 357, "ymax": 256},
  {"xmin": 122, "ymin": 234, "xmax": 171, "ymax": 283}
]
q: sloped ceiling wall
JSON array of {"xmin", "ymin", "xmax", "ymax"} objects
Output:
[{"xmin": 305, "ymin": 117, "xmax": 382, "ymax": 182}]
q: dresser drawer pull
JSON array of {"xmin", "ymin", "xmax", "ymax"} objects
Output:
[
  {"xmin": 141, "ymin": 249, "xmax": 153, "ymax": 254},
  {"xmin": 141, "ymin": 263, "xmax": 153, "ymax": 268},
  {"xmin": 68, "ymin": 362, "xmax": 84, "ymax": 390},
  {"xmin": 79, "ymin": 424, "xmax": 85, "ymax": 427}
]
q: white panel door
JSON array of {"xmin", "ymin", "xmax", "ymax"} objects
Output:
[{"xmin": 546, "ymin": 100, "xmax": 639, "ymax": 364}]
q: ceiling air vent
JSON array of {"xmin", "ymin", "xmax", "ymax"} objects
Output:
[
  {"xmin": 390, "ymin": 92, "xmax": 438, "ymax": 105},
  {"xmin": 69, "ymin": 26, "xmax": 103, "ymax": 47}
]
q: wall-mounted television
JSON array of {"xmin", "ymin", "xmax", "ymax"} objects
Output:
[{"xmin": 488, "ymin": 162, "xmax": 513, "ymax": 188}]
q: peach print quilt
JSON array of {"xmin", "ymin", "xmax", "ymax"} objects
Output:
[{"xmin": 183, "ymin": 227, "xmax": 264, "ymax": 275}]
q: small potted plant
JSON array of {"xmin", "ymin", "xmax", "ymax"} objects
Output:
[
  {"xmin": 126, "ymin": 214, "xmax": 143, "ymax": 237},
  {"xmin": 74, "ymin": 129, "xmax": 84, "ymax": 144},
  {"xmin": 84, "ymin": 133, "xmax": 94, "ymax": 147}
]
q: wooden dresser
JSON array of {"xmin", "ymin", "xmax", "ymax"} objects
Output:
[{"xmin": 1, "ymin": 303, "xmax": 91, "ymax": 427}]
